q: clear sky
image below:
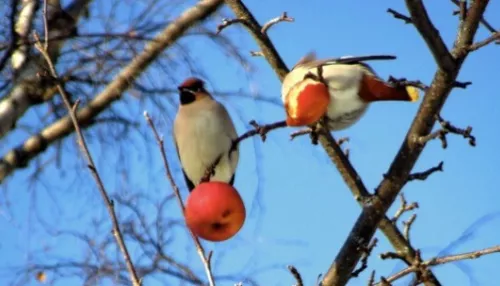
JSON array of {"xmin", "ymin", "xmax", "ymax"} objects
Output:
[{"xmin": 1, "ymin": 0, "xmax": 499, "ymax": 285}]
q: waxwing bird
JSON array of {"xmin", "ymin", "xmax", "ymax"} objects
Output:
[
  {"xmin": 281, "ymin": 53, "xmax": 420, "ymax": 130},
  {"xmin": 173, "ymin": 77, "xmax": 239, "ymax": 192}
]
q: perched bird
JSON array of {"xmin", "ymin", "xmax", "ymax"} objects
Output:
[
  {"xmin": 281, "ymin": 53, "xmax": 419, "ymax": 130},
  {"xmin": 173, "ymin": 77, "xmax": 239, "ymax": 192}
]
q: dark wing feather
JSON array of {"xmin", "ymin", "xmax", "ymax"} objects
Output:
[{"xmin": 173, "ymin": 138, "xmax": 196, "ymax": 192}]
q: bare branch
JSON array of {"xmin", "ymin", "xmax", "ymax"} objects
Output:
[
  {"xmin": 403, "ymin": 214, "xmax": 417, "ymax": 243},
  {"xmin": 221, "ymin": 1, "xmax": 443, "ymax": 285},
  {"xmin": 231, "ymin": 120, "xmax": 287, "ymax": 150},
  {"xmin": 33, "ymin": 8, "xmax": 141, "ymax": 283},
  {"xmin": 378, "ymin": 245, "xmax": 500, "ymax": 285},
  {"xmin": 405, "ymin": 0, "xmax": 456, "ymax": 72},
  {"xmin": 391, "ymin": 194, "xmax": 419, "ymax": 223},
  {"xmin": 417, "ymin": 115, "xmax": 476, "ymax": 148},
  {"xmin": 468, "ymin": 32, "xmax": 500, "ymax": 51},
  {"xmin": 407, "ymin": 161, "xmax": 443, "ymax": 181},
  {"xmin": 367, "ymin": 270, "xmax": 375, "ymax": 286},
  {"xmin": 453, "ymin": 80, "xmax": 472, "ymax": 89},
  {"xmin": 261, "ymin": 12, "xmax": 294, "ymax": 34},
  {"xmin": 287, "ymin": 265, "xmax": 303, "ymax": 286},
  {"xmin": 144, "ymin": 112, "xmax": 215, "ymax": 286},
  {"xmin": 351, "ymin": 238, "xmax": 378, "ymax": 278},
  {"xmin": 388, "ymin": 76, "xmax": 429, "ymax": 91},
  {"xmin": 450, "ymin": 0, "xmax": 499, "ymax": 36},
  {"xmin": 215, "ymin": 18, "xmax": 251, "ymax": 35},
  {"xmin": 387, "ymin": 8, "xmax": 412, "ymax": 24}
]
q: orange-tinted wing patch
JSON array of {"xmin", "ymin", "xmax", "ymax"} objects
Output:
[
  {"xmin": 285, "ymin": 79, "xmax": 330, "ymax": 127},
  {"xmin": 358, "ymin": 74, "xmax": 419, "ymax": 103}
]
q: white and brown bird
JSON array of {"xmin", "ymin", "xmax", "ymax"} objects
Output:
[
  {"xmin": 173, "ymin": 77, "xmax": 239, "ymax": 192},
  {"xmin": 281, "ymin": 53, "xmax": 419, "ymax": 130}
]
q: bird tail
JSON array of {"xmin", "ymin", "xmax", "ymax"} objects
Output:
[{"xmin": 359, "ymin": 74, "xmax": 420, "ymax": 102}]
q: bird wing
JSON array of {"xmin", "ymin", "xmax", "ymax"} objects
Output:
[
  {"xmin": 292, "ymin": 53, "xmax": 397, "ymax": 73},
  {"xmin": 173, "ymin": 127, "xmax": 196, "ymax": 192}
]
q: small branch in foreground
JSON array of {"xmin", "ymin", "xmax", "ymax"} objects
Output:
[
  {"xmin": 403, "ymin": 214, "xmax": 417, "ymax": 243},
  {"xmin": 468, "ymin": 32, "xmax": 500, "ymax": 51},
  {"xmin": 388, "ymin": 76, "xmax": 429, "ymax": 91},
  {"xmin": 453, "ymin": 80, "xmax": 472, "ymax": 89},
  {"xmin": 408, "ymin": 161, "xmax": 443, "ymax": 181},
  {"xmin": 377, "ymin": 245, "xmax": 500, "ymax": 285},
  {"xmin": 288, "ymin": 265, "xmax": 304, "ymax": 286},
  {"xmin": 450, "ymin": 0, "xmax": 499, "ymax": 37},
  {"xmin": 391, "ymin": 194, "xmax": 419, "ymax": 223},
  {"xmin": 261, "ymin": 12, "xmax": 294, "ymax": 34},
  {"xmin": 231, "ymin": 120, "xmax": 287, "ymax": 151},
  {"xmin": 215, "ymin": 18, "xmax": 250, "ymax": 34},
  {"xmin": 387, "ymin": 8, "xmax": 412, "ymax": 24},
  {"xmin": 33, "ymin": 5, "xmax": 141, "ymax": 283},
  {"xmin": 367, "ymin": 270, "xmax": 375, "ymax": 286},
  {"xmin": 416, "ymin": 114, "xmax": 476, "ymax": 148},
  {"xmin": 351, "ymin": 238, "xmax": 378, "ymax": 278},
  {"xmin": 144, "ymin": 112, "xmax": 216, "ymax": 286}
]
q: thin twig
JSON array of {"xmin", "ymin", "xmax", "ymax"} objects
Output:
[
  {"xmin": 450, "ymin": 0, "xmax": 498, "ymax": 36},
  {"xmin": 33, "ymin": 31, "xmax": 142, "ymax": 286},
  {"xmin": 143, "ymin": 112, "xmax": 216, "ymax": 286},
  {"xmin": 377, "ymin": 245, "xmax": 500, "ymax": 285},
  {"xmin": 261, "ymin": 12, "xmax": 294, "ymax": 34},
  {"xmin": 33, "ymin": 1, "xmax": 141, "ymax": 284},
  {"xmin": 42, "ymin": 0, "xmax": 49, "ymax": 50},
  {"xmin": 403, "ymin": 214, "xmax": 417, "ymax": 243},
  {"xmin": 387, "ymin": 8, "xmax": 412, "ymax": 24},
  {"xmin": 417, "ymin": 114, "xmax": 476, "ymax": 148},
  {"xmin": 288, "ymin": 265, "xmax": 304, "ymax": 286},
  {"xmin": 468, "ymin": 32, "xmax": 500, "ymax": 51},
  {"xmin": 367, "ymin": 270, "xmax": 375, "ymax": 286},
  {"xmin": 406, "ymin": 0, "xmax": 456, "ymax": 72},
  {"xmin": 215, "ymin": 17, "xmax": 251, "ymax": 34},
  {"xmin": 388, "ymin": 76, "xmax": 429, "ymax": 91},
  {"xmin": 407, "ymin": 161, "xmax": 443, "ymax": 181},
  {"xmin": 231, "ymin": 120, "xmax": 287, "ymax": 151},
  {"xmin": 453, "ymin": 80, "xmax": 472, "ymax": 89},
  {"xmin": 351, "ymin": 238, "xmax": 378, "ymax": 278},
  {"xmin": 391, "ymin": 194, "xmax": 419, "ymax": 223}
]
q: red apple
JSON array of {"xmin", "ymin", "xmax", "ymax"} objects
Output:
[
  {"xmin": 184, "ymin": 182, "xmax": 246, "ymax": 242},
  {"xmin": 284, "ymin": 78, "xmax": 330, "ymax": 126}
]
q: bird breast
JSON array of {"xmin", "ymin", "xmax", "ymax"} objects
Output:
[
  {"xmin": 282, "ymin": 64, "xmax": 370, "ymax": 130},
  {"xmin": 174, "ymin": 100, "xmax": 239, "ymax": 185}
]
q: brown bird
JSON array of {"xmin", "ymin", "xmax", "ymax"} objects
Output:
[
  {"xmin": 281, "ymin": 53, "xmax": 419, "ymax": 129},
  {"xmin": 173, "ymin": 77, "xmax": 239, "ymax": 192}
]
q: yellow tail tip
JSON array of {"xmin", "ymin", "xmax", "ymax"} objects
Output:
[{"xmin": 405, "ymin": 86, "xmax": 420, "ymax": 102}]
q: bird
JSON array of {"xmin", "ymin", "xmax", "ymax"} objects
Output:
[
  {"xmin": 173, "ymin": 77, "xmax": 239, "ymax": 192},
  {"xmin": 281, "ymin": 52, "xmax": 419, "ymax": 130}
]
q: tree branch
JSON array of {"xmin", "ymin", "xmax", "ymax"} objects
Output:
[
  {"xmin": 323, "ymin": 1, "xmax": 489, "ymax": 285},
  {"xmin": 33, "ymin": 6, "xmax": 141, "ymax": 282},
  {"xmin": 220, "ymin": 1, "xmax": 443, "ymax": 285},
  {"xmin": 468, "ymin": 32, "xmax": 500, "ymax": 51},
  {"xmin": 377, "ymin": 245, "xmax": 500, "ymax": 285},
  {"xmin": 407, "ymin": 161, "xmax": 443, "ymax": 181},
  {"xmin": 386, "ymin": 8, "xmax": 412, "ymax": 24},
  {"xmin": 144, "ymin": 112, "xmax": 215, "ymax": 286},
  {"xmin": 405, "ymin": 0, "xmax": 456, "ymax": 72}
]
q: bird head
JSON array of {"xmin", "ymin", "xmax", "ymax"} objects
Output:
[{"xmin": 178, "ymin": 77, "xmax": 211, "ymax": 105}]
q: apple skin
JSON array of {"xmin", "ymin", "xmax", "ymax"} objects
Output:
[
  {"xmin": 284, "ymin": 79, "xmax": 330, "ymax": 126},
  {"xmin": 185, "ymin": 182, "xmax": 246, "ymax": 242}
]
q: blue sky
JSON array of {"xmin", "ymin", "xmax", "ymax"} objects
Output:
[{"xmin": 1, "ymin": 0, "xmax": 500, "ymax": 285}]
